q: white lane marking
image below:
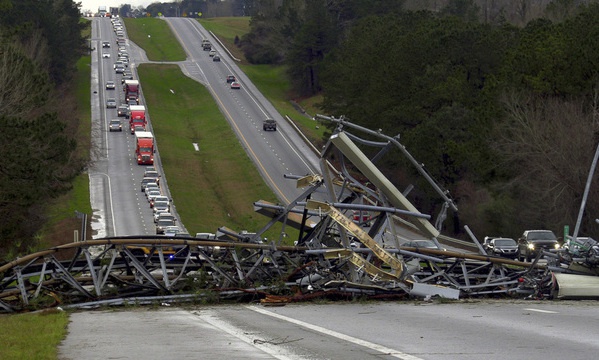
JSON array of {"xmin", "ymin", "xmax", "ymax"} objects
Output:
[
  {"xmin": 248, "ymin": 306, "xmax": 424, "ymax": 360},
  {"xmin": 196, "ymin": 310, "xmax": 299, "ymax": 360},
  {"xmin": 524, "ymin": 308, "xmax": 558, "ymax": 314}
]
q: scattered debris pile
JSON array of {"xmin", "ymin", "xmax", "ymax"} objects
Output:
[{"xmin": 1, "ymin": 117, "xmax": 599, "ymax": 312}]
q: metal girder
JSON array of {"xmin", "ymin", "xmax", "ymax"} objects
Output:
[{"xmin": 4, "ymin": 120, "xmax": 599, "ymax": 312}]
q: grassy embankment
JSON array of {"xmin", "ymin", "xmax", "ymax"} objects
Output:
[{"xmin": 125, "ymin": 17, "xmax": 283, "ymax": 239}]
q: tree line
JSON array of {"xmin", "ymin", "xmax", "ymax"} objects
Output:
[
  {"xmin": 0, "ymin": 0, "xmax": 88, "ymax": 259},
  {"xmin": 240, "ymin": 0, "xmax": 599, "ymax": 240}
]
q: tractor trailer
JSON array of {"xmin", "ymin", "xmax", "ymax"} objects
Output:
[{"xmin": 135, "ymin": 131, "xmax": 154, "ymax": 165}]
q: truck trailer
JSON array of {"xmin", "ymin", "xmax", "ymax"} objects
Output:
[
  {"xmin": 128, "ymin": 105, "xmax": 146, "ymax": 132},
  {"xmin": 135, "ymin": 131, "xmax": 154, "ymax": 165},
  {"xmin": 124, "ymin": 79, "xmax": 140, "ymax": 103}
]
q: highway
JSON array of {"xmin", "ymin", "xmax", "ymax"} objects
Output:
[
  {"xmin": 164, "ymin": 17, "xmax": 323, "ymax": 204},
  {"xmin": 60, "ymin": 16, "xmax": 595, "ymax": 360},
  {"xmin": 89, "ymin": 17, "xmax": 325, "ymax": 238}
]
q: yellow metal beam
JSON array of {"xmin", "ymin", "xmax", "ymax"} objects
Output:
[{"xmin": 330, "ymin": 132, "xmax": 439, "ymax": 238}]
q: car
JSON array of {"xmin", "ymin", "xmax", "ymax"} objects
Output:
[
  {"xmin": 213, "ymin": 54, "xmax": 221, "ymax": 62},
  {"xmin": 154, "ymin": 209, "xmax": 170, "ymax": 223},
  {"xmin": 146, "ymin": 189, "xmax": 162, "ymax": 204},
  {"xmin": 102, "ymin": 41, "xmax": 110, "ymax": 48},
  {"xmin": 150, "ymin": 195, "xmax": 168, "ymax": 208},
  {"xmin": 145, "ymin": 185, "xmax": 160, "ymax": 196},
  {"xmin": 106, "ymin": 98, "xmax": 117, "ymax": 108},
  {"xmin": 105, "ymin": 80, "xmax": 116, "ymax": 90},
  {"xmin": 263, "ymin": 118, "xmax": 277, "ymax": 131},
  {"xmin": 108, "ymin": 119, "xmax": 122, "ymax": 132},
  {"xmin": 143, "ymin": 170, "xmax": 161, "ymax": 184},
  {"xmin": 484, "ymin": 237, "xmax": 518, "ymax": 259},
  {"xmin": 163, "ymin": 226, "xmax": 181, "ymax": 237},
  {"xmin": 102, "ymin": 52, "xmax": 110, "ymax": 58},
  {"xmin": 153, "ymin": 200, "xmax": 170, "ymax": 213},
  {"xmin": 133, "ymin": 125, "xmax": 145, "ymax": 133},
  {"xmin": 115, "ymin": 66, "xmax": 125, "ymax": 74},
  {"xmin": 156, "ymin": 212, "xmax": 176, "ymax": 225},
  {"xmin": 140, "ymin": 177, "xmax": 156, "ymax": 192},
  {"xmin": 517, "ymin": 230, "xmax": 560, "ymax": 261},
  {"xmin": 402, "ymin": 239, "xmax": 445, "ymax": 251},
  {"xmin": 117, "ymin": 105, "xmax": 128, "ymax": 117},
  {"xmin": 121, "ymin": 75, "xmax": 134, "ymax": 83},
  {"xmin": 209, "ymin": 49, "xmax": 216, "ymax": 57},
  {"xmin": 128, "ymin": 99, "xmax": 139, "ymax": 106},
  {"xmin": 155, "ymin": 218, "xmax": 176, "ymax": 234},
  {"xmin": 113, "ymin": 61, "xmax": 126, "ymax": 69},
  {"xmin": 226, "ymin": 75, "xmax": 236, "ymax": 83},
  {"xmin": 230, "ymin": 81, "xmax": 240, "ymax": 90}
]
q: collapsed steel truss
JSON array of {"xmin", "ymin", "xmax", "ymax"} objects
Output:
[{"xmin": 0, "ymin": 117, "xmax": 592, "ymax": 312}]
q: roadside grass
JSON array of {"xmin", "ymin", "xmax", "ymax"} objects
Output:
[
  {"xmin": 0, "ymin": 310, "xmax": 69, "ymax": 359},
  {"xmin": 124, "ymin": 18, "xmax": 186, "ymax": 61},
  {"xmin": 198, "ymin": 17, "xmax": 250, "ymax": 64},
  {"xmin": 138, "ymin": 64, "xmax": 284, "ymax": 240}
]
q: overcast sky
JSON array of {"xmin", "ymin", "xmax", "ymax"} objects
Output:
[{"xmin": 79, "ymin": 1, "xmax": 151, "ymax": 13}]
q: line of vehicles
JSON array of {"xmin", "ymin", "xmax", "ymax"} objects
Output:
[{"xmin": 102, "ymin": 17, "xmax": 181, "ymax": 238}]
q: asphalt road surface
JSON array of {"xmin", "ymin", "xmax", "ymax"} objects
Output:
[{"xmin": 59, "ymin": 300, "xmax": 599, "ymax": 360}]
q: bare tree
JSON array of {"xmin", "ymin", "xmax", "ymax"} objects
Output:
[
  {"xmin": 495, "ymin": 91, "xmax": 599, "ymax": 231},
  {"xmin": 0, "ymin": 36, "xmax": 49, "ymax": 118}
]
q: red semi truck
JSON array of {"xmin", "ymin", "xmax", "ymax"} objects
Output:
[
  {"xmin": 135, "ymin": 131, "xmax": 154, "ymax": 165},
  {"xmin": 128, "ymin": 105, "xmax": 146, "ymax": 133},
  {"xmin": 124, "ymin": 79, "xmax": 140, "ymax": 103}
]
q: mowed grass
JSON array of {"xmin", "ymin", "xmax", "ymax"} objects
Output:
[
  {"xmin": 0, "ymin": 310, "xmax": 69, "ymax": 359},
  {"xmin": 198, "ymin": 17, "xmax": 249, "ymax": 63},
  {"xmin": 124, "ymin": 17, "xmax": 186, "ymax": 61},
  {"xmin": 138, "ymin": 64, "xmax": 281, "ymax": 237}
]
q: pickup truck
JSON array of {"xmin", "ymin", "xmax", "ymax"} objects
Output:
[
  {"xmin": 263, "ymin": 119, "xmax": 277, "ymax": 131},
  {"xmin": 517, "ymin": 230, "xmax": 560, "ymax": 261}
]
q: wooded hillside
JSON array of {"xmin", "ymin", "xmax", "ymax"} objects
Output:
[
  {"xmin": 240, "ymin": 0, "xmax": 599, "ymax": 239},
  {"xmin": 0, "ymin": 0, "xmax": 88, "ymax": 259}
]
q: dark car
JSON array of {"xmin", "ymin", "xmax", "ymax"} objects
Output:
[
  {"xmin": 484, "ymin": 237, "xmax": 518, "ymax": 259},
  {"xmin": 518, "ymin": 230, "xmax": 560, "ymax": 261},
  {"xmin": 117, "ymin": 105, "xmax": 128, "ymax": 117},
  {"xmin": 263, "ymin": 119, "xmax": 277, "ymax": 131},
  {"xmin": 121, "ymin": 75, "xmax": 134, "ymax": 84},
  {"xmin": 213, "ymin": 54, "xmax": 221, "ymax": 62},
  {"xmin": 226, "ymin": 75, "xmax": 236, "ymax": 83}
]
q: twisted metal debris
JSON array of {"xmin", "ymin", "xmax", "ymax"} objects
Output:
[{"xmin": 0, "ymin": 117, "xmax": 595, "ymax": 312}]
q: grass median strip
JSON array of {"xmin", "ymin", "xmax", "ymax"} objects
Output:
[
  {"xmin": 124, "ymin": 18, "xmax": 186, "ymax": 62},
  {"xmin": 138, "ymin": 64, "xmax": 282, "ymax": 238}
]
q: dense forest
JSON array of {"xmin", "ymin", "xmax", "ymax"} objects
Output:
[
  {"xmin": 2, "ymin": 0, "xmax": 599, "ymax": 261},
  {"xmin": 0, "ymin": 0, "xmax": 88, "ymax": 258},
  {"xmin": 239, "ymin": 0, "xmax": 599, "ymax": 239}
]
